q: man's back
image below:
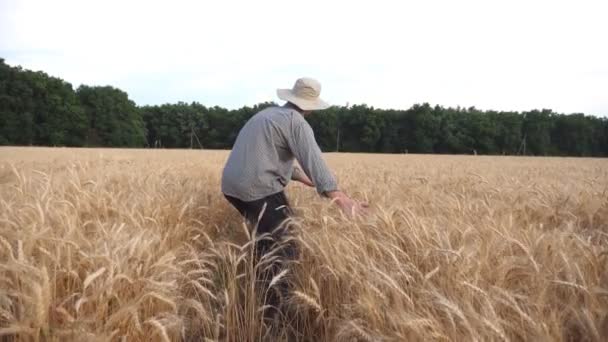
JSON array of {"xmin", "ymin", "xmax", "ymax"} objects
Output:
[
  {"xmin": 221, "ymin": 105, "xmax": 337, "ymax": 201},
  {"xmin": 221, "ymin": 106, "xmax": 299, "ymax": 201}
]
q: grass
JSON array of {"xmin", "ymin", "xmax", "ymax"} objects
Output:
[{"xmin": 0, "ymin": 147, "xmax": 607, "ymax": 341}]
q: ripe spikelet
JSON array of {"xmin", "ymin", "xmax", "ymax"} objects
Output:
[
  {"xmin": 268, "ymin": 269, "xmax": 289, "ymax": 289},
  {"xmin": 188, "ymin": 280, "xmax": 217, "ymax": 300},
  {"xmin": 309, "ymin": 277, "xmax": 320, "ymax": 299},
  {"xmin": 0, "ymin": 236, "xmax": 15, "ymax": 260},
  {"xmin": 145, "ymin": 318, "xmax": 171, "ymax": 342},
  {"xmin": 83, "ymin": 267, "xmax": 106, "ymax": 291},
  {"xmin": 40, "ymin": 266, "xmax": 51, "ymax": 323},
  {"xmin": 335, "ymin": 320, "xmax": 375, "ymax": 342},
  {"xmin": 481, "ymin": 318, "xmax": 508, "ymax": 341},
  {"xmin": 181, "ymin": 298, "xmax": 211, "ymax": 323},
  {"xmin": 139, "ymin": 292, "xmax": 178, "ymax": 313},
  {"xmin": 2, "ymin": 148, "xmax": 607, "ymax": 341},
  {"xmin": 32, "ymin": 283, "xmax": 45, "ymax": 328},
  {"xmin": 17, "ymin": 240, "xmax": 24, "ymax": 261},
  {"xmin": 293, "ymin": 291, "xmax": 322, "ymax": 313}
]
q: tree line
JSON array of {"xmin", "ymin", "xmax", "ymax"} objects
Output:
[{"xmin": 1, "ymin": 58, "xmax": 607, "ymax": 156}]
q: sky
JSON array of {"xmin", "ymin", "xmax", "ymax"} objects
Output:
[{"xmin": 1, "ymin": 0, "xmax": 607, "ymax": 116}]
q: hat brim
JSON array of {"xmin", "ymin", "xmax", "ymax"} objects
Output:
[{"xmin": 277, "ymin": 89, "xmax": 331, "ymax": 111}]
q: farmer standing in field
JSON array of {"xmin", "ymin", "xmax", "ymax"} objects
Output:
[{"xmin": 221, "ymin": 77, "xmax": 367, "ymax": 322}]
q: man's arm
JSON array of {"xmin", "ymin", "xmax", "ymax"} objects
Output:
[
  {"xmin": 287, "ymin": 117, "xmax": 367, "ymax": 216},
  {"xmin": 287, "ymin": 117, "xmax": 337, "ymax": 195},
  {"xmin": 292, "ymin": 165, "xmax": 314, "ymax": 187}
]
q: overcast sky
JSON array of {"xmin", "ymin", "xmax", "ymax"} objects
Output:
[{"xmin": 1, "ymin": 0, "xmax": 607, "ymax": 116}]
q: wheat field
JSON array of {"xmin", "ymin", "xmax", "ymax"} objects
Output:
[{"xmin": 0, "ymin": 147, "xmax": 607, "ymax": 342}]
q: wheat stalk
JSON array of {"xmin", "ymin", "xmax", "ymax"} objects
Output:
[{"xmin": 0, "ymin": 147, "xmax": 606, "ymax": 341}]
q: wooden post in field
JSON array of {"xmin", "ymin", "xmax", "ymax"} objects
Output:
[
  {"xmin": 336, "ymin": 101, "xmax": 348, "ymax": 152},
  {"xmin": 189, "ymin": 124, "xmax": 203, "ymax": 149},
  {"xmin": 518, "ymin": 134, "xmax": 527, "ymax": 155},
  {"xmin": 336, "ymin": 128, "xmax": 340, "ymax": 152}
]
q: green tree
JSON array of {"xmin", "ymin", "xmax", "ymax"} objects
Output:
[
  {"xmin": 77, "ymin": 85, "xmax": 145, "ymax": 147},
  {"xmin": 522, "ymin": 109, "xmax": 554, "ymax": 155},
  {"xmin": 494, "ymin": 111, "xmax": 523, "ymax": 155},
  {"xmin": 306, "ymin": 107, "xmax": 339, "ymax": 151},
  {"xmin": 2, "ymin": 58, "xmax": 607, "ymax": 156},
  {"xmin": 0, "ymin": 59, "xmax": 86, "ymax": 146}
]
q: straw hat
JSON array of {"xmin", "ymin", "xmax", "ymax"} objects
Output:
[{"xmin": 277, "ymin": 77, "xmax": 330, "ymax": 111}]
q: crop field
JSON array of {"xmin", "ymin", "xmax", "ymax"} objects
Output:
[{"xmin": 0, "ymin": 147, "xmax": 607, "ymax": 341}]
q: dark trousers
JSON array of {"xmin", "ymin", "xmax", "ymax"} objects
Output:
[{"xmin": 224, "ymin": 191, "xmax": 298, "ymax": 321}]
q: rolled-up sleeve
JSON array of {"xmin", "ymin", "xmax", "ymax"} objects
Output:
[{"xmin": 287, "ymin": 116, "xmax": 338, "ymax": 196}]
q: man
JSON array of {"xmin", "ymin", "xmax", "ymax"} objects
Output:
[{"xmin": 221, "ymin": 77, "xmax": 367, "ymax": 321}]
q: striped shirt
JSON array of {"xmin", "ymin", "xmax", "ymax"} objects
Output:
[{"xmin": 221, "ymin": 105, "xmax": 338, "ymax": 201}]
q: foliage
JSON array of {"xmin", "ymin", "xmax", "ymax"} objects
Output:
[
  {"xmin": 77, "ymin": 85, "xmax": 145, "ymax": 147},
  {"xmin": 1, "ymin": 58, "xmax": 607, "ymax": 156},
  {"xmin": 0, "ymin": 58, "xmax": 87, "ymax": 146}
]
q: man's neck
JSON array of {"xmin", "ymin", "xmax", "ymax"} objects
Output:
[{"xmin": 284, "ymin": 102, "xmax": 304, "ymax": 114}]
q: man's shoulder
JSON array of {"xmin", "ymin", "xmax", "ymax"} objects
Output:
[
  {"xmin": 259, "ymin": 106, "xmax": 303, "ymax": 123},
  {"xmin": 261, "ymin": 105, "xmax": 298, "ymax": 116}
]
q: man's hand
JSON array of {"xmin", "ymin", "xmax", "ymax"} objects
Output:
[{"xmin": 325, "ymin": 190, "xmax": 369, "ymax": 217}]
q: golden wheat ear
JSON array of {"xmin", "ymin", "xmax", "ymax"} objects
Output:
[{"xmin": 3, "ymin": 149, "xmax": 607, "ymax": 341}]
